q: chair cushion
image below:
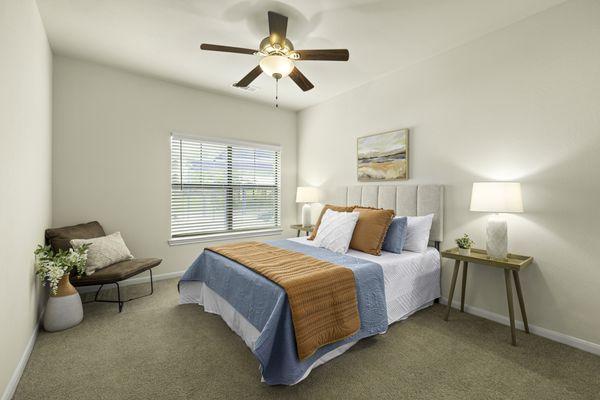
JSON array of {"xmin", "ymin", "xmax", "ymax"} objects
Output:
[
  {"xmin": 71, "ymin": 258, "xmax": 162, "ymax": 286},
  {"xmin": 46, "ymin": 221, "xmax": 106, "ymax": 252}
]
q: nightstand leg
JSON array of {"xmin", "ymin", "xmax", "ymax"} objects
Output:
[
  {"xmin": 297, "ymin": 230, "xmax": 300, "ymax": 237},
  {"xmin": 512, "ymin": 270, "xmax": 529, "ymax": 333},
  {"xmin": 461, "ymin": 262, "xmax": 468, "ymax": 312},
  {"xmin": 504, "ymin": 269, "xmax": 517, "ymax": 346},
  {"xmin": 444, "ymin": 260, "xmax": 461, "ymax": 321}
]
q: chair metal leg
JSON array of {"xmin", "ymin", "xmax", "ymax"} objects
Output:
[
  {"xmin": 116, "ymin": 282, "xmax": 123, "ymax": 312},
  {"xmin": 81, "ymin": 269, "xmax": 155, "ymax": 312},
  {"xmin": 93, "ymin": 284, "xmax": 104, "ymax": 301}
]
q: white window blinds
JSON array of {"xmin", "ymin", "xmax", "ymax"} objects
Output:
[{"xmin": 170, "ymin": 135, "xmax": 281, "ymax": 238}]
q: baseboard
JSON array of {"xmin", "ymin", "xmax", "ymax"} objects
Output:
[
  {"xmin": 2, "ymin": 318, "xmax": 40, "ymax": 400},
  {"xmin": 440, "ymin": 297, "xmax": 600, "ymax": 356},
  {"xmin": 2, "ymin": 271, "xmax": 185, "ymax": 398},
  {"xmin": 76, "ymin": 270, "xmax": 186, "ymax": 293}
]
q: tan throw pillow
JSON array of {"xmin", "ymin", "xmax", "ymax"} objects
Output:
[
  {"xmin": 308, "ymin": 204, "xmax": 358, "ymax": 240},
  {"xmin": 70, "ymin": 232, "xmax": 134, "ymax": 275},
  {"xmin": 349, "ymin": 207, "xmax": 395, "ymax": 256}
]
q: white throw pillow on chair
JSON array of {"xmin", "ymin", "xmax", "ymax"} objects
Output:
[
  {"xmin": 313, "ymin": 209, "xmax": 360, "ymax": 254},
  {"xmin": 70, "ymin": 232, "xmax": 134, "ymax": 275}
]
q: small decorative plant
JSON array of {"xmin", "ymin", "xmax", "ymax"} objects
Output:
[
  {"xmin": 456, "ymin": 234, "xmax": 474, "ymax": 249},
  {"xmin": 34, "ymin": 244, "xmax": 90, "ymax": 295},
  {"xmin": 455, "ymin": 234, "xmax": 474, "ymax": 255}
]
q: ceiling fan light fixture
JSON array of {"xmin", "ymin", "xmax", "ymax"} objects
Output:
[{"xmin": 259, "ymin": 55, "xmax": 294, "ymax": 79}]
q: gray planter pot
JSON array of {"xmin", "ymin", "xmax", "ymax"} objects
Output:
[{"xmin": 43, "ymin": 276, "xmax": 83, "ymax": 332}]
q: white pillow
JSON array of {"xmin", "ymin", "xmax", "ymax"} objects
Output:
[
  {"xmin": 313, "ymin": 209, "xmax": 359, "ymax": 254},
  {"xmin": 402, "ymin": 214, "xmax": 434, "ymax": 253},
  {"xmin": 70, "ymin": 232, "xmax": 134, "ymax": 275}
]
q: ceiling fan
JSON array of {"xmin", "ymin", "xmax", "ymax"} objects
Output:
[{"xmin": 200, "ymin": 11, "xmax": 349, "ymax": 96}]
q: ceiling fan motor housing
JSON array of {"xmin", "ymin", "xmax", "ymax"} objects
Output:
[{"xmin": 259, "ymin": 37, "xmax": 294, "ymax": 56}]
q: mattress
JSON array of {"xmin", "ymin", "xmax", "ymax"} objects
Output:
[
  {"xmin": 179, "ymin": 238, "xmax": 440, "ymax": 384},
  {"xmin": 288, "ymin": 237, "xmax": 441, "ymax": 324}
]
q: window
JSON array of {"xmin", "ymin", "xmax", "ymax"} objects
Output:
[{"xmin": 170, "ymin": 134, "xmax": 281, "ymax": 240}]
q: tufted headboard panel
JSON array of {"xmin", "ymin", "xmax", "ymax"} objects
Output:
[{"xmin": 320, "ymin": 185, "xmax": 444, "ymax": 243}]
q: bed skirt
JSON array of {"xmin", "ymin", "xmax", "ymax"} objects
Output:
[{"xmin": 179, "ymin": 280, "xmax": 433, "ymax": 385}]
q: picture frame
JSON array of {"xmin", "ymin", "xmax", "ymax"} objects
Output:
[{"xmin": 357, "ymin": 129, "xmax": 409, "ymax": 181}]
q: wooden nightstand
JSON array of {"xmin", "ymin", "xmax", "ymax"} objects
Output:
[
  {"xmin": 441, "ymin": 248, "xmax": 533, "ymax": 346},
  {"xmin": 290, "ymin": 224, "xmax": 315, "ymax": 237}
]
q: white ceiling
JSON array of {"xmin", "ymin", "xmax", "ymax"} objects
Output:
[{"xmin": 36, "ymin": 0, "xmax": 566, "ymax": 110}]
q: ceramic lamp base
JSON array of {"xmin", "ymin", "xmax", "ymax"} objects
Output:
[
  {"xmin": 301, "ymin": 203, "xmax": 312, "ymax": 227},
  {"xmin": 486, "ymin": 214, "xmax": 508, "ymax": 259}
]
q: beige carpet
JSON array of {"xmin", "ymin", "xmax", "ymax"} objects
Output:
[{"xmin": 13, "ymin": 278, "xmax": 600, "ymax": 400}]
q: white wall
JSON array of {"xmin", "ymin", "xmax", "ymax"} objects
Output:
[
  {"xmin": 0, "ymin": 0, "xmax": 53, "ymax": 398},
  {"xmin": 298, "ymin": 0, "xmax": 600, "ymax": 346},
  {"xmin": 52, "ymin": 56, "xmax": 297, "ymax": 277}
]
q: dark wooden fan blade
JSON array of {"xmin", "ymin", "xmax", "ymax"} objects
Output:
[
  {"xmin": 293, "ymin": 49, "xmax": 349, "ymax": 61},
  {"xmin": 289, "ymin": 67, "xmax": 314, "ymax": 92},
  {"xmin": 234, "ymin": 65, "xmax": 263, "ymax": 87},
  {"xmin": 268, "ymin": 11, "xmax": 288, "ymax": 45},
  {"xmin": 200, "ymin": 44, "xmax": 257, "ymax": 55}
]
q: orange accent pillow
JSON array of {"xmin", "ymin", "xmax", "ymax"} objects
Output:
[
  {"xmin": 308, "ymin": 204, "xmax": 358, "ymax": 240},
  {"xmin": 349, "ymin": 207, "xmax": 395, "ymax": 256}
]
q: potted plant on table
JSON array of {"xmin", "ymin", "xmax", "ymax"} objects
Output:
[
  {"xmin": 35, "ymin": 244, "xmax": 89, "ymax": 332},
  {"xmin": 455, "ymin": 234, "xmax": 474, "ymax": 256}
]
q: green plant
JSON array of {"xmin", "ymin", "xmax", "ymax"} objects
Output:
[
  {"xmin": 455, "ymin": 234, "xmax": 474, "ymax": 249},
  {"xmin": 34, "ymin": 244, "xmax": 90, "ymax": 295}
]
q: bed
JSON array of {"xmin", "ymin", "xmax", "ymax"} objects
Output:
[{"xmin": 179, "ymin": 184, "xmax": 444, "ymax": 385}]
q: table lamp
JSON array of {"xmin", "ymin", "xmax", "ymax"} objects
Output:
[
  {"xmin": 296, "ymin": 187, "xmax": 319, "ymax": 227},
  {"xmin": 470, "ymin": 182, "xmax": 523, "ymax": 259}
]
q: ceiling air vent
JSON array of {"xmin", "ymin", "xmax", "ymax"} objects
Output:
[{"xmin": 232, "ymin": 83, "xmax": 258, "ymax": 92}]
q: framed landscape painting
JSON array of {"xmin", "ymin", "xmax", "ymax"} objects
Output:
[{"xmin": 357, "ymin": 129, "xmax": 409, "ymax": 181}]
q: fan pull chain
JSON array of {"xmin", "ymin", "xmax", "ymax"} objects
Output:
[{"xmin": 275, "ymin": 78, "xmax": 279, "ymax": 108}]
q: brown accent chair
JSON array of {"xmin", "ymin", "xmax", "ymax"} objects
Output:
[{"xmin": 45, "ymin": 221, "xmax": 162, "ymax": 312}]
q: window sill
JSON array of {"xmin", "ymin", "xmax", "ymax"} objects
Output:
[{"xmin": 168, "ymin": 228, "xmax": 284, "ymax": 246}]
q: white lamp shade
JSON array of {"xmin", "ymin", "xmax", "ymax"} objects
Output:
[
  {"xmin": 296, "ymin": 187, "xmax": 319, "ymax": 203},
  {"xmin": 259, "ymin": 55, "xmax": 294, "ymax": 78},
  {"xmin": 470, "ymin": 182, "xmax": 523, "ymax": 213}
]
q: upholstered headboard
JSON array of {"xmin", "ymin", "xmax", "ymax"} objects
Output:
[{"xmin": 320, "ymin": 185, "xmax": 444, "ymax": 243}]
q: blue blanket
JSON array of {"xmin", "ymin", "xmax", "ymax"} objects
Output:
[{"xmin": 179, "ymin": 239, "xmax": 388, "ymax": 385}]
